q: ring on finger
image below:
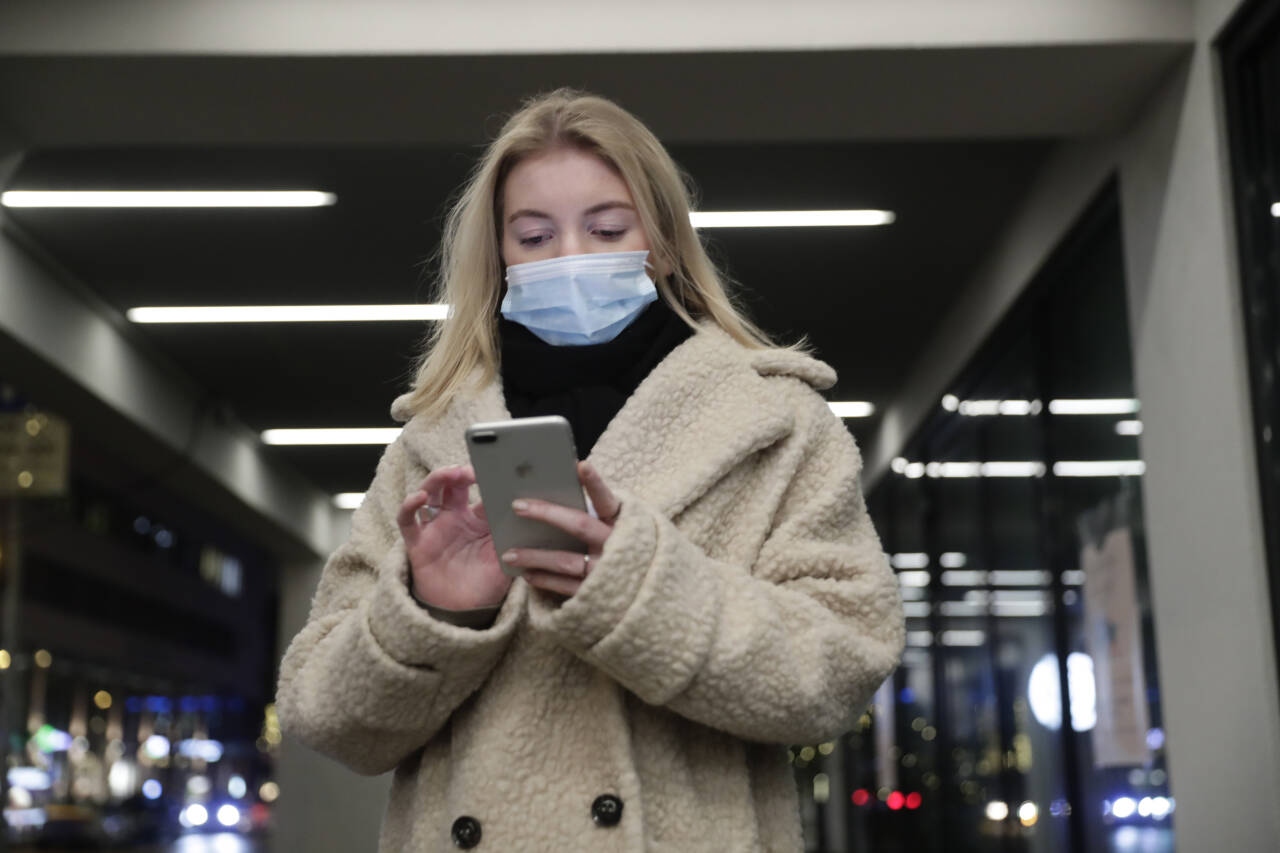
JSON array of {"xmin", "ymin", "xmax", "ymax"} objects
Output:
[{"xmin": 582, "ymin": 553, "xmax": 591, "ymax": 576}]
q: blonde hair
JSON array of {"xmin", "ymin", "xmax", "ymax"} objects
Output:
[{"xmin": 401, "ymin": 88, "xmax": 793, "ymax": 420}]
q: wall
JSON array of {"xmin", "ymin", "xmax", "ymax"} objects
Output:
[
  {"xmin": 271, "ymin": 554, "xmax": 391, "ymax": 853},
  {"xmin": 868, "ymin": 0, "xmax": 1280, "ymax": 847},
  {"xmin": 1117, "ymin": 0, "xmax": 1280, "ymax": 847}
]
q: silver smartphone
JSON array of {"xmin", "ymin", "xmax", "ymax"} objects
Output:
[{"xmin": 465, "ymin": 416, "xmax": 588, "ymax": 577}]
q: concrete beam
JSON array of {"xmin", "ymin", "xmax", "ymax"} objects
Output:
[
  {"xmin": 0, "ymin": 0, "xmax": 1193, "ymax": 56},
  {"xmin": 0, "ymin": 192, "xmax": 345, "ymax": 562}
]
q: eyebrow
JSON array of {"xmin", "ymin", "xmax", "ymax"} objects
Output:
[{"xmin": 506, "ymin": 200, "xmax": 635, "ymax": 224}]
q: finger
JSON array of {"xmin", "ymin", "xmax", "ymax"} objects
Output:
[
  {"xmin": 513, "ymin": 499, "xmax": 611, "ymax": 549},
  {"xmin": 522, "ymin": 569, "xmax": 582, "ymax": 598},
  {"xmin": 396, "ymin": 490, "xmax": 432, "ymax": 531},
  {"xmin": 500, "ymin": 547, "xmax": 590, "ymax": 578},
  {"xmin": 578, "ymin": 462, "xmax": 621, "ymax": 523},
  {"xmin": 421, "ymin": 466, "xmax": 476, "ymax": 510},
  {"xmin": 471, "ymin": 501, "xmax": 488, "ymax": 522}
]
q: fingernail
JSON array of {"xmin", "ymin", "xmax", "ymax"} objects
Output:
[
  {"xmin": 502, "ymin": 550, "xmax": 518, "ymax": 564},
  {"xmin": 512, "ymin": 499, "xmax": 528, "ymax": 512}
]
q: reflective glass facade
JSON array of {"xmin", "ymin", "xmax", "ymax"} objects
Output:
[{"xmin": 798, "ymin": 185, "xmax": 1173, "ymax": 853}]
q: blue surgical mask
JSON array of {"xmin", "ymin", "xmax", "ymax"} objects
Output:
[{"xmin": 501, "ymin": 250, "xmax": 659, "ymax": 346}]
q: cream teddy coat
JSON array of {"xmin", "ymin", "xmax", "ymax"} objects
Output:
[{"xmin": 276, "ymin": 322, "xmax": 905, "ymax": 852}]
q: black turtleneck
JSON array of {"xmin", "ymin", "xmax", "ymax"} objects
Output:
[{"xmin": 499, "ymin": 299, "xmax": 694, "ymax": 458}]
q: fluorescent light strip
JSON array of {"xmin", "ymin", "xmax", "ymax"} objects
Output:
[
  {"xmin": 939, "ymin": 569, "xmax": 1053, "ymax": 587},
  {"xmin": 1061, "ymin": 570, "xmax": 1086, "ymax": 586},
  {"xmin": 892, "ymin": 552, "xmax": 930, "ymax": 570},
  {"xmin": 1053, "ymin": 460, "xmax": 1146, "ymax": 477},
  {"xmin": 894, "ymin": 459, "xmax": 1141, "ymax": 478},
  {"xmin": 690, "ymin": 209, "xmax": 894, "ymax": 228},
  {"xmin": 828, "ymin": 401, "xmax": 875, "ymax": 418},
  {"xmin": 941, "ymin": 630, "xmax": 986, "ymax": 647},
  {"xmin": 1115, "ymin": 420, "xmax": 1144, "ymax": 436},
  {"xmin": 988, "ymin": 570, "xmax": 1051, "ymax": 586},
  {"xmin": 941, "ymin": 570, "xmax": 987, "ymax": 587},
  {"xmin": 906, "ymin": 631, "xmax": 934, "ymax": 647},
  {"xmin": 1, "ymin": 190, "xmax": 337, "ymax": 208},
  {"xmin": 1272, "ymin": 202, "xmax": 1279, "ymax": 217},
  {"xmin": 940, "ymin": 551, "xmax": 967, "ymax": 568},
  {"xmin": 903, "ymin": 602, "xmax": 932, "ymax": 619},
  {"xmin": 965, "ymin": 590, "xmax": 1048, "ymax": 604},
  {"xmin": 128, "ymin": 304, "xmax": 449, "ymax": 323},
  {"xmin": 333, "ymin": 493, "xmax": 365, "ymax": 510},
  {"xmin": 942, "ymin": 397, "xmax": 1141, "ymax": 416},
  {"xmin": 896, "ymin": 570, "xmax": 931, "ymax": 588},
  {"xmin": 1048, "ymin": 398, "xmax": 1140, "ymax": 415},
  {"xmin": 262, "ymin": 428, "xmax": 401, "ymax": 445}
]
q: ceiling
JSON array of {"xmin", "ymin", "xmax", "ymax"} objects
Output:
[{"xmin": 3, "ymin": 139, "xmax": 1051, "ymax": 495}]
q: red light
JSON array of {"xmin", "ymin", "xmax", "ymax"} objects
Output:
[
  {"xmin": 887, "ymin": 791, "xmax": 905, "ymax": 810},
  {"xmin": 906, "ymin": 792, "xmax": 923, "ymax": 810},
  {"xmin": 852, "ymin": 789, "xmax": 870, "ymax": 806}
]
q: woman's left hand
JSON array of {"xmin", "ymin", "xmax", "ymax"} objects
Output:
[{"xmin": 502, "ymin": 461, "xmax": 622, "ymax": 597}]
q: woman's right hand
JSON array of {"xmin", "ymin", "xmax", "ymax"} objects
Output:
[{"xmin": 395, "ymin": 465, "xmax": 514, "ymax": 611}]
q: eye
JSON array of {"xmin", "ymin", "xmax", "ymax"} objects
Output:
[
  {"xmin": 518, "ymin": 233, "xmax": 551, "ymax": 247},
  {"xmin": 593, "ymin": 227, "xmax": 627, "ymax": 240}
]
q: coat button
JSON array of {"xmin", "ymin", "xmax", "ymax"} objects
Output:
[
  {"xmin": 451, "ymin": 816, "xmax": 482, "ymax": 848},
  {"xmin": 591, "ymin": 794, "xmax": 624, "ymax": 827}
]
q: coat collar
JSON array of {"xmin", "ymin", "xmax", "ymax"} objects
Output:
[{"xmin": 390, "ymin": 323, "xmax": 836, "ymax": 519}]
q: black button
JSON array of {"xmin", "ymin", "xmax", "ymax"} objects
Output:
[
  {"xmin": 591, "ymin": 794, "xmax": 624, "ymax": 827},
  {"xmin": 451, "ymin": 816, "xmax": 482, "ymax": 848}
]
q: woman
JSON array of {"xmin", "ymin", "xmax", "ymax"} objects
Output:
[{"xmin": 277, "ymin": 88, "xmax": 904, "ymax": 852}]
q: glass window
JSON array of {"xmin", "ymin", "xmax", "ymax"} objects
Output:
[{"xmin": 805, "ymin": 184, "xmax": 1174, "ymax": 852}]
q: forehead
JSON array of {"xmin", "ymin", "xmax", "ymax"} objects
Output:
[{"xmin": 501, "ymin": 147, "xmax": 634, "ymax": 211}]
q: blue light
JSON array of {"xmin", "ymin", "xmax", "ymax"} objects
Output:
[
  {"xmin": 125, "ymin": 697, "xmax": 143, "ymax": 713},
  {"xmin": 144, "ymin": 696, "xmax": 173, "ymax": 714},
  {"xmin": 141, "ymin": 779, "xmax": 162, "ymax": 800},
  {"xmin": 898, "ymin": 687, "xmax": 916, "ymax": 705}
]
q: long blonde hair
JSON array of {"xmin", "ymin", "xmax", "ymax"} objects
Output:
[{"xmin": 401, "ymin": 88, "xmax": 789, "ymax": 420}]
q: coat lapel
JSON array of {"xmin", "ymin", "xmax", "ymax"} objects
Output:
[{"xmin": 392, "ymin": 324, "xmax": 820, "ymax": 519}]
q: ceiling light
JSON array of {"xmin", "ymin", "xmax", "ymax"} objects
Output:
[
  {"xmin": 1048, "ymin": 399, "xmax": 1140, "ymax": 415},
  {"xmin": 689, "ymin": 210, "xmax": 894, "ymax": 228},
  {"xmin": 261, "ymin": 428, "xmax": 401, "ymax": 445},
  {"xmin": 829, "ymin": 401, "xmax": 875, "ymax": 418},
  {"xmin": 988, "ymin": 570, "xmax": 1051, "ymax": 586},
  {"xmin": 333, "ymin": 493, "xmax": 365, "ymax": 510},
  {"xmin": 981, "ymin": 462, "xmax": 1046, "ymax": 478},
  {"xmin": 1115, "ymin": 420, "xmax": 1143, "ymax": 436},
  {"xmin": 128, "ymin": 304, "xmax": 448, "ymax": 323},
  {"xmin": 941, "ymin": 630, "xmax": 986, "ymax": 647},
  {"xmin": 892, "ymin": 553, "xmax": 930, "ymax": 570},
  {"xmin": 1272, "ymin": 202, "xmax": 1279, "ymax": 217},
  {"xmin": 1053, "ymin": 460, "xmax": 1145, "ymax": 477},
  {"xmin": 896, "ymin": 570, "xmax": 931, "ymax": 587},
  {"xmin": 1, "ymin": 190, "xmax": 337, "ymax": 208},
  {"xmin": 941, "ymin": 570, "xmax": 986, "ymax": 587}
]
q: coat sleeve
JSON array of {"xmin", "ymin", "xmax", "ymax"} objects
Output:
[
  {"xmin": 527, "ymin": 390, "xmax": 904, "ymax": 746},
  {"xmin": 275, "ymin": 435, "xmax": 523, "ymax": 775}
]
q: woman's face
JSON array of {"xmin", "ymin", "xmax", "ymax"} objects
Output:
[{"xmin": 500, "ymin": 147, "xmax": 651, "ymax": 267}]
